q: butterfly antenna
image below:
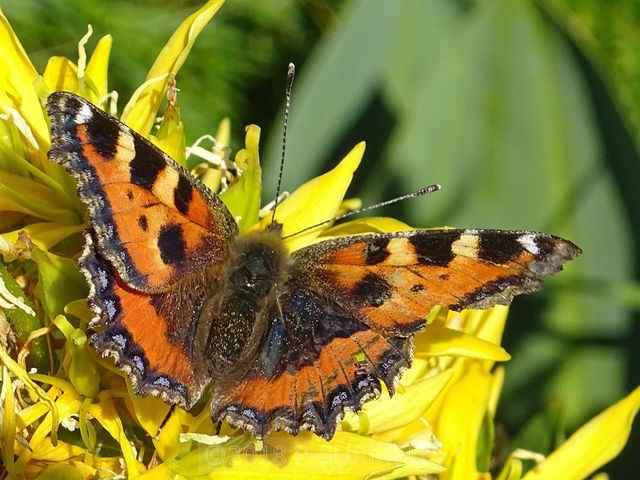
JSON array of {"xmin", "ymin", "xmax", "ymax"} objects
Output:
[
  {"xmin": 282, "ymin": 184, "xmax": 441, "ymax": 240},
  {"xmin": 271, "ymin": 62, "xmax": 296, "ymax": 226}
]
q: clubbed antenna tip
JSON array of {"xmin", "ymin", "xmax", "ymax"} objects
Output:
[{"xmin": 271, "ymin": 62, "xmax": 296, "ymax": 225}]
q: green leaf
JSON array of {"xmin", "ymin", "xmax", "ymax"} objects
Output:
[
  {"xmin": 263, "ymin": 0, "xmax": 396, "ymax": 193},
  {"xmin": 0, "ymin": 262, "xmax": 50, "ymax": 373},
  {"xmin": 511, "ymin": 399, "xmax": 567, "ymax": 457},
  {"xmin": 476, "ymin": 410, "xmax": 495, "ymax": 473},
  {"xmin": 0, "ymin": 170, "xmax": 79, "ymax": 223},
  {"xmin": 31, "ymin": 246, "xmax": 87, "ymax": 320}
]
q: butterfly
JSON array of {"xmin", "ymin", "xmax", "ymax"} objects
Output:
[{"xmin": 47, "ymin": 91, "xmax": 580, "ymax": 440}]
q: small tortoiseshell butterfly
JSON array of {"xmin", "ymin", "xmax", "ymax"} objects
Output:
[{"xmin": 47, "ymin": 91, "xmax": 580, "ymax": 440}]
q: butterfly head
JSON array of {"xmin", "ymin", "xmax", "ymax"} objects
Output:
[{"xmin": 265, "ymin": 219, "xmax": 284, "ymax": 236}]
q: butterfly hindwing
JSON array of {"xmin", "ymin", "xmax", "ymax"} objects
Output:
[
  {"xmin": 80, "ymin": 231, "xmax": 215, "ymax": 407},
  {"xmin": 47, "ymin": 92, "xmax": 238, "ymax": 292},
  {"xmin": 210, "ymin": 284, "xmax": 413, "ymax": 439}
]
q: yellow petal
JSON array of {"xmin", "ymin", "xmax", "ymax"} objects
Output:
[
  {"xmin": 15, "ymin": 403, "xmax": 49, "ymax": 432},
  {"xmin": 88, "ymin": 394, "xmax": 145, "ymax": 478},
  {"xmin": 397, "ymin": 357, "xmax": 435, "ymax": 386},
  {"xmin": 318, "ymin": 216, "xmax": 414, "ymax": 239},
  {"xmin": 488, "ymin": 365, "xmax": 505, "ymax": 416},
  {"xmin": 337, "ymin": 197, "xmax": 362, "ymax": 215},
  {"xmin": 0, "ymin": 9, "xmax": 48, "ymax": 148},
  {"xmin": 372, "ymin": 416, "xmax": 439, "ymax": 449},
  {"xmin": 35, "ymin": 464, "xmax": 84, "ymax": 480},
  {"xmin": 427, "ymin": 361, "xmax": 495, "ymax": 480},
  {"xmin": 2, "ymin": 366, "xmax": 16, "ymax": 474},
  {"xmin": 437, "ymin": 306, "xmax": 510, "ymax": 342},
  {"xmin": 0, "ymin": 121, "xmax": 68, "ymax": 195},
  {"xmin": 496, "ymin": 457, "xmax": 523, "ymax": 480},
  {"xmin": 198, "ymin": 117, "xmax": 231, "ymax": 193},
  {"xmin": 342, "ymin": 369, "xmax": 454, "ymax": 435},
  {"xmin": 590, "ymin": 474, "xmax": 610, "ymax": 480},
  {"xmin": 149, "ymin": 123, "xmax": 186, "ymax": 159},
  {"xmin": 151, "ymin": 110, "xmax": 186, "ymax": 168},
  {"xmin": 0, "ymin": 170, "xmax": 78, "ymax": 223},
  {"xmin": 138, "ymin": 435, "xmax": 254, "ymax": 480},
  {"xmin": 27, "ymin": 439, "xmax": 86, "ymax": 463},
  {"xmin": 467, "ymin": 305, "xmax": 510, "ymax": 344},
  {"xmin": 413, "ymin": 324, "xmax": 511, "ymax": 362},
  {"xmin": 207, "ymin": 431, "xmax": 443, "ymax": 478},
  {"xmin": 43, "ymin": 56, "xmax": 79, "ymax": 94},
  {"xmin": 121, "ymin": 0, "xmax": 225, "ymax": 135},
  {"xmin": 123, "ymin": 391, "xmax": 192, "ymax": 462},
  {"xmin": 125, "ymin": 392, "xmax": 171, "ymax": 438},
  {"xmin": 0, "ymin": 118, "xmax": 28, "ymax": 172},
  {"xmin": 371, "ymin": 455, "xmax": 446, "ymax": 480},
  {"xmin": 220, "ymin": 124, "xmax": 262, "ymax": 231},
  {"xmin": 258, "ymin": 142, "xmax": 365, "ymax": 252},
  {"xmin": 0, "ymin": 350, "xmax": 59, "ymax": 446},
  {"xmin": 1, "ymin": 222, "xmax": 84, "ymax": 251},
  {"xmin": 84, "ymin": 34, "xmax": 112, "ymax": 101},
  {"xmin": 156, "ymin": 409, "xmax": 195, "ymax": 461},
  {"xmin": 522, "ymin": 386, "xmax": 640, "ymax": 480}
]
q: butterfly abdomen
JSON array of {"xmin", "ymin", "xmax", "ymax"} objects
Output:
[{"xmin": 204, "ymin": 231, "xmax": 292, "ymax": 380}]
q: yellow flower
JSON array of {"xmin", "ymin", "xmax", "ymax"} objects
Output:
[
  {"xmin": 0, "ymin": 1, "xmax": 637, "ymax": 479},
  {"xmin": 520, "ymin": 386, "xmax": 640, "ymax": 480}
]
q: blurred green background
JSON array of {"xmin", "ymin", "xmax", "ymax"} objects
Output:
[{"xmin": 5, "ymin": 0, "xmax": 639, "ymax": 476}]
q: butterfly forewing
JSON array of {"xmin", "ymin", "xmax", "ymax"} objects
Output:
[
  {"xmin": 295, "ymin": 229, "xmax": 580, "ymax": 329},
  {"xmin": 47, "ymin": 92, "xmax": 238, "ymax": 292}
]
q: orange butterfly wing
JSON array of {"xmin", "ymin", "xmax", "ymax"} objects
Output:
[
  {"xmin": 210, "ymin": 285, "xmax": 412, "ymax": 439},
  {"xmin": 80, "ymin": 232, "xmax": 214, "ymax": 407},
  {"xmin": 48, "ymin": 92, "xmax": 237, "ymax": 292},
  {"xmin": 48, "ymin": 92, "xmax": 235, "ymax": 407}
]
